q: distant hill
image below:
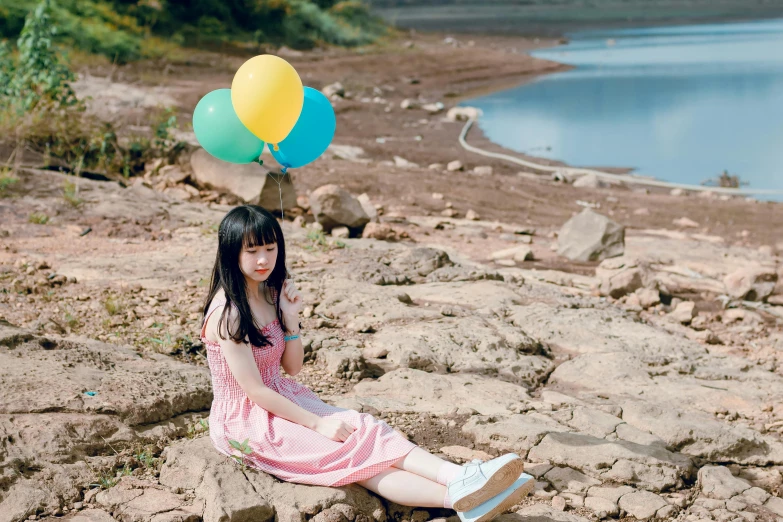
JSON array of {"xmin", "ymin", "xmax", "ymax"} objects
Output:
[{"xmin": 368, "ymin": 0, "xmax": 783, "ymax": 35}]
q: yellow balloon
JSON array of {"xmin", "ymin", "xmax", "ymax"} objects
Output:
[{"xmin": 231, "ymin": 55, "xmax": 304, "ymax": 144}]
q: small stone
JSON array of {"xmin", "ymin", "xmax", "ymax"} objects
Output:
[
  {"xmin": 726, "ymin": 498, "xmax": 747, "ymax": 512},
  {"xmin": 362, "ymin": 222, "xmax": 396, "ymax": 241},
  {"xmin": 394, "ymin": 156, "xmax": 419, "ymax": 168},
  {"xmin": 667, "ymin": 493, "xmax": 688, "ymax": 508},
  {"xmin": 625, "ymin": 293, "xmax": 643, "ymax": 312},
  {"xmin": 331, "ymin": 226, "xmax": 350, "ymax": 239},
  {"xmin": 491, "ymin": 245, "xmax": 533, "ymax": 262},
  {"xmin": 670, "ymin": 188, "xmax": 685, "ymax": 196},
  {"xmin": 534, "ymin": 487, "xmax": 557, "ymax": 499},
  {"xmin": 558, "ymin": 208, "xmax": 624, "ymax": 262},
  {"xmin": 671, "ymin": 301, "xmax": 696, "ymax": 324},
  {"xmin": 400, "ymin": 98, "xmax": 419, "ymax": 110},
  {"xmin": 473, "ymin": 166, "xmax": 493, "ymax": 176},
  {"xmin": 447, "ymin": 160, "xmax": 463, "ymax": 172},
  {"xmin": 673, "ymin": 217, "xmax": 700, "ymax": 228},
  {"xmin": 322, "ymin": 82, "xmax": 345, "ymax": 98},
  {"xmin": 552, "ymin": 496, "xmax": 567, "ymax": 511},
  {"xmin": 465, "ymin": 209, "xmax": 480, "ymax": 221},
  {"xmin": 432, "ymin": 192, "xmax": 444, "ymax": 200},
  {"xmin": 422, "ymin": 102, "xmax": 445, "ymax": 114},
  {"xmin": 441, "ymin": 209, "xmax": 458, "ymax": 218},
  {"xmin": 633, "ymin": 207, "xmax": 650, "ymax": 216},
  {"xmin": 618, "ymin": 491, "xmax": 668, "ymax": 520},
  {"xmin": 585, "ymin": 496, "xmax": 618, "ymax": 517},
  {"xmin": 635, "ymin": 288, "xmax": 661, "ymax": 308}
]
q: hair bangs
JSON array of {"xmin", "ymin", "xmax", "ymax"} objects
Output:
[{"xmin": 241, "ymin": 211, "xmax": 278, "ymax": 249}]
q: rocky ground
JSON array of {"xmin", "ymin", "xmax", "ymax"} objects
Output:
[{"xmin": 1, "ymin": 32, "xmax": 783, "ymax": 522}]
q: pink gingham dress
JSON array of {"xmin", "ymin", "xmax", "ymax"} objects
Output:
[{"xmin": 201, "ymin": 290, "xmax": 416, "ymax": 486}]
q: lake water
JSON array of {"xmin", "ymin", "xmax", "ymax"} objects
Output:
[{"xmin": 466, "ymin": 19, "xmax": 783, "ymax": 197}]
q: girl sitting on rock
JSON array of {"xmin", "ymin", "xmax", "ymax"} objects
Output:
[{"xmin": 201, "ymin": 204, "xmax": 534, "ymax": 522}]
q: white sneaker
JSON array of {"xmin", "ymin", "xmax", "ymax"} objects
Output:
[
  {"xmin": 447, "ymin": 453, "xmax": 526, "ymax": 512},
  {"xmin": 456, "ymin": 472, "xmax": 535, "ymax": 522}
]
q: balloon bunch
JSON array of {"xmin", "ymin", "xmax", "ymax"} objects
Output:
[{"xmin": 192, "ymin": 55, "xmax": 336, "ymax": 173}]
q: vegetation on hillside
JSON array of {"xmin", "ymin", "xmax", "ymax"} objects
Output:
[
  {"xmin": 0, "ymin": 0, "xmax": 386, "ymax": 63},
  {"xmin": 0, "ymin": 0, "xmax": 184, "ymax": 180}
]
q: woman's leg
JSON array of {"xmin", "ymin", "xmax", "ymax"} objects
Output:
[
  {"xmin": 391, "ymin": 446, "xmax": 462, "ymax": 483},
  {"xmin": 357, "ymin": 467, "xmax": 447, "ymax": 508}
]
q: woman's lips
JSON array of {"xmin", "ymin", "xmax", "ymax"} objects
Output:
[{"xmin": 256, "ymin": 269, "xmax": 269, "ymax": 273}]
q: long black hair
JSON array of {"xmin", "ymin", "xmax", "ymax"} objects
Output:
[{"xmin": 203, "ymin": 205, "xmax": 290, "ymax": 347}]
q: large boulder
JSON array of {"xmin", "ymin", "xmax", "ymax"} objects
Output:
[
  {"xmin": 310, "ymin": 185, "xmax": 370, "ymax": 233},
  {"xmin": 557, "ymin": 209, "xmax": 625, "ymax": 262},
  {"xmin": 190, "ymin": 148, "xmax": 297, "ymax": 210}
]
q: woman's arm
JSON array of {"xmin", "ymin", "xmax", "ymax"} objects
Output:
[
  {"xmin": 222, "ymin": 335, "xmax": 321, "ymax": 429},
  {"xmin": 280, "ymin": 314, "xmax": 303, "ymax": 376},
  {"xmin": 209, "ymin": 307, "xmax": 320, "ymax": 429}
]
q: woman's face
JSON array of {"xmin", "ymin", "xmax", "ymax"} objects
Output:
[{"xmin": 239, "ymin": 242, "xmax": 278, "ymax": 284}]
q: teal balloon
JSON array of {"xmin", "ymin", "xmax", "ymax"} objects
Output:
[
  {"xmin": 193, "ymin": 89, "xmax": 264, "ymax": 164},
  {"xmin": 271, "ymin": 87, "xmax": 336, "ymax": 170}
]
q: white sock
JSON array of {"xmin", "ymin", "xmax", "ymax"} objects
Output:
[
  {"xmin": 436, "ymin": 461, "xmax": 463, "ymax": 486},
  {"xmin": 443, "ymin": 490, "xmax": 453, "ymax": 510}
]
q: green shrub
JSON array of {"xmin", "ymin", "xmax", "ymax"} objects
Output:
[
  {"xmin": 7, "ymin": 0, "xmax": 79, "ymax": 111},
  {"xmin": 0, "ymin": 0, "xmax": 145, "ymax": 63},
  {"xmin": 1, "ymin": 0, "xmax": 386, "ymax": 60}
]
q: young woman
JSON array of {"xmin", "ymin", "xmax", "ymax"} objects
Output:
[{"xmin": 201, "ymin": 205, "xmax": 534, "ymax": 522}]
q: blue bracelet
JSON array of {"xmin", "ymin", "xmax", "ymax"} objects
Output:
[{"xmin": 284, "ymin": 334, "xmax": 300, "ymax": 342}]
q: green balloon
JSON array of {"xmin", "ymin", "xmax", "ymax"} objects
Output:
[{"xmin": 193, "ymin": 89, "xmax": 265, "ymax": 164}]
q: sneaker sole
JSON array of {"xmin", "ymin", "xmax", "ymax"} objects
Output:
[
  {"xmin": 452, "ymin": 457, "xmax": 526, "ymax": 512},
  {"xmin": 473, "ymin": 477, "xmax": 535, "ymax": 522}
]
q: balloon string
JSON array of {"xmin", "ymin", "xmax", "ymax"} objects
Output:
[{"xmin": 266, "ymin": 169, "xmax": 288, "ymax": 220}]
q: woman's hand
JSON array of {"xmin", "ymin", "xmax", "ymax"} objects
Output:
[
  {"xmin": 279, "ymin": 279, "xmax": 302, "ymax": 323},
  {"xmin": 314, "ymin": 417, "xmax": 356, "ymax": 442}
]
